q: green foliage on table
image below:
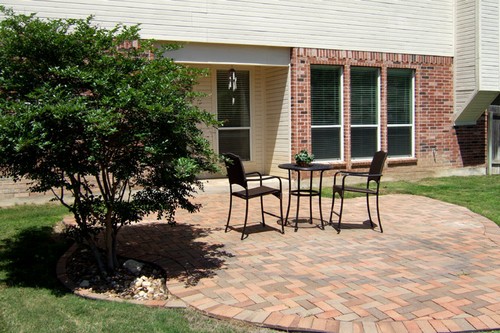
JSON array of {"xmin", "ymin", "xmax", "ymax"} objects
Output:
[{"xmin": 294, "ymin": 149, "xmax": 315, "ymax": 166}]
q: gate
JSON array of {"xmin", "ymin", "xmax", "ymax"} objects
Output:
[{"xmin": 490, "ymin": 105, "xmax": 500, "ymax": 174}]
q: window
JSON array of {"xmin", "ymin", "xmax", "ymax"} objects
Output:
[
  {"xmin": 217, "ymin": 70, "xmax": 251, "ymax": 160},
  {"xmin": 311, "ymin": 65, "xmax": 342, "ymax": 160},
  {"xmin": 350, "ymin": 67, "xmax": 379, "ymax": 159},
  {"xmin": 387, "ymin": 69, "xmax": 414, "ymax": 157}
]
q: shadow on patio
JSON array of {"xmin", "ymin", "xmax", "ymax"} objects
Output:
[{"xmin": 102, "ymin": 190, "xmax": 500, "ymax": 333}]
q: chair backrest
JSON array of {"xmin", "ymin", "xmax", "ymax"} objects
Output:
[
  {"xmin": 368, "ymin": 151, "xmax": 388, "ymax": 182},
  {"xmin": 223, "ymin": 153, "xmax": 247, "ymax": 189}
]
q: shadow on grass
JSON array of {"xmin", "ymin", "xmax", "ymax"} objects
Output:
[
  {"xmin": 0, "ymin": 210, "xmax": 234, "ymax": 292},
  {"xmin": 0, "ymin": 225, "xmax": 72, "ymax": 295}
]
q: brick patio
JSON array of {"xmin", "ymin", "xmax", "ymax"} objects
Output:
[{"xmin": 104, "ymin": 185, "xmax": 500, "ymax": 333}]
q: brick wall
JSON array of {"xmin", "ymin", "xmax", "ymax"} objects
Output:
[
  {"xmin": 290, "ymin": 47, "xmax": 487, "ymax": 178},
  {"xmin": 0, "ymin": 177, "xmax": 50, "ymax": 200}
]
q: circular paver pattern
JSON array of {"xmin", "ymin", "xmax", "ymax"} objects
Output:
[{"xmin": 116, "ymin": 193, "xmax": 500, "ymax": 333}]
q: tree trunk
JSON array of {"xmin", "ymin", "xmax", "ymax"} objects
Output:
[
  {"xmin": 104, "ymin": 213, "xmax": 116, "ymax": 273},
  {"xmin": 86, "ymin": 238, "xmax": 107, "ymax": 276}
]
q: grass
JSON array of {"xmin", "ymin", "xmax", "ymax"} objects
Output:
[
  {"xmin": 323, "ymin": 174, "xmax": 500, "ymax": 226},
  {"xmin": 0, "ymin": 204, "xmax": 275, "ymax": 333}
]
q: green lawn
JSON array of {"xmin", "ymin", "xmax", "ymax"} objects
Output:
[
  {"xmin": 1, "ymin": 175, "xmax": 499, "ymax": 332},
  {"xmin": 0, "ymin": 204, "xmax": 274, "ymax": 333}
]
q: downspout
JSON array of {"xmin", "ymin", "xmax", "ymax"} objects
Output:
[{"xmin": 487, "ymin": 109, "xmax": 493, "ymax": 175}]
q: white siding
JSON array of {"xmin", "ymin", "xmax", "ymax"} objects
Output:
[
  {"xmin": 4, "ymin": 0, "xmax": 453, "ymax": 56},
  {"xmin": 251, "ymin": 67, "xmax": 266, "ymax": 173},
  {"xmin": 479, "ymin": 0, "xmax": 500, "ymax": 90},
  {"xmin": 193, "ymin": 67, "xmax": 216, "ymax": 150},
  {"xmin": 265, "ymin": 67, "xmax": 290, "ymax": 177},
  {"xmin": 454, "ymin": 0, "xmax": 500, "ymax": 125},
  {"xmin": 455, "ymin": 0, "xmax": 478, "ymax": 113}
]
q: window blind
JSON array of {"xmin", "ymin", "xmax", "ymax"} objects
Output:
[
  {"xmin": 387, "ymin": 69, "xmax": 413, "ymax": 157},
  {"xmin": 387, "ymin": 69, "xmax": 412, "ymax": 125},
  {"xmin": 311, "ymin": 66, "xmax": 341, "ymax": 126},
  {"xmin": 350, "ymin": 67, "xmax": 379, "ymax": 159},
  {"xmin": 217, "ymin": 70, "xmax": 250, "ymax": 127},
  {"xmin": 350, "ymin": 67, "xmax": 378, "ymax": 125},
  {"xmin": 311, "ymin": 65, "xmax": 342, "ymax": 160},
  {"xmin": 217, "ymin": 70, "xmax": 251, "ymax": 160}
]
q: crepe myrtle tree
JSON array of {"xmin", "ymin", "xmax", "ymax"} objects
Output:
[{"xmin": 0, "ymin": 7, "xmax": 221, "ymax": 274}]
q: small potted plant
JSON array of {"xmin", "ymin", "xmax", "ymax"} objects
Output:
[{"xmin": 294, "ymin": 149, "xmax": 314, "ymax": 167}]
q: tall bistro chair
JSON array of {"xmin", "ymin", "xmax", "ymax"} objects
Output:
[
  {"xmin": 329, "ymin": 151, "xmax": 388, "ymax": 233},
  {"xmin": 223, "ymin": 153, "xmax": 284, "ymax": 240}
]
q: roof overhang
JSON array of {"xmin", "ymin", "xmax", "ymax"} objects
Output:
[
  {"xmin": 163, "ymin": 42, "xmax": 290, "ymax": 67},
  {"xmin": 454, "ymin": 90, "xmax": 499, "ymax": 126}
]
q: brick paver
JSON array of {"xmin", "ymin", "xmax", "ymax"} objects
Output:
[{"xmin": 110, "ymin": 191, "xmax": 499, "ymax": 333}]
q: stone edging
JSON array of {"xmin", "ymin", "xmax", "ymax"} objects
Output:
[{"xmin": 55, "ymin": 243, "xmax": 187, "ymax": 308}]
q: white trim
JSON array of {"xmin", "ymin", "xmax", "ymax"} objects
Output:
[
  {"xmin": 412, "ymin": 71, "xmax": 416, "ymax": 157},
  {"xmin": 488, "ymin": 109, "xmax": 493, "ymax": 175},
  {"xmin": 377, "ymin": 69, "xmax": 381, "ymax": 151},
  {"xmin": 340, "ymin": 67, "xmax": 345, "ymax": 162}
]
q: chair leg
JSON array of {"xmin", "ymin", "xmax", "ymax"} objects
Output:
[
  {"xmin": 279, "ymin": 193, "xmax": 285, "ymax": 234},
  {"xmin": 337, "ymin": 192, "xmax": 344, "ymax": 233},
  {"xmin": 366, "ymin": 193, "xmax": 375, "ymax": 229},
  {"xmin": 329, "ymin": 192, "xmax": 336, "ymax": 225},
  {"xmin": 260, "ymin": 196, "xmax": 266, "ymax": 227},
  {"xmin": 241, "ymin": 199, "xmax": 249, "ymax": 240},
  {"xmin": 225, "ymin": 194, "xmax": 233, "ymax": 233},
  {"xmin": 376, "ymin": 194, "xmax": 383, "ymax": 233}
]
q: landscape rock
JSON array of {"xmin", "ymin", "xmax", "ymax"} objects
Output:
[
  {"xmin": 123, "ymin": 259, "xmax": 145, "ymax": 275},
  {"xmin": 80, "ymin": 280, "xmax": 90, "ymax": 288}
]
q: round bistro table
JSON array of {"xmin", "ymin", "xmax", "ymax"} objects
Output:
[{"xmin": 278, "ymin": 163, "xmax": 333, "ymax": 231}]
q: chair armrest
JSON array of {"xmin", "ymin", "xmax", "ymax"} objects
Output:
[
  {"xmin": 334, "ymin": 170, "xmax": 363, "ymax": 185},
  {"xmin": 247, "ymin": 174, "xmax": 282, "ymax": 191},
  {"xmin": 334, "ymin": 171, "xmax": 383, "ymax": 187},
  {"xmin": 245, "ymin": 171, "xmax": 262, "ymax": 178}
]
